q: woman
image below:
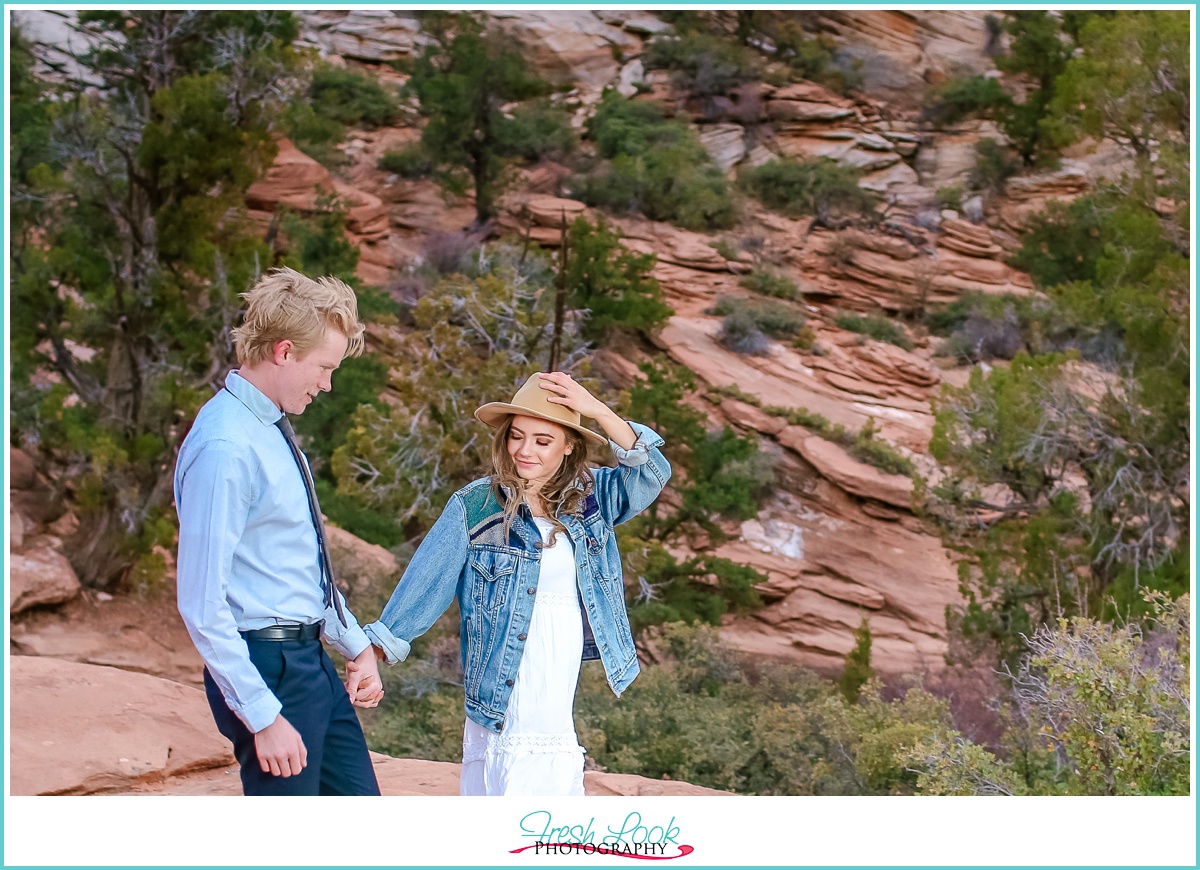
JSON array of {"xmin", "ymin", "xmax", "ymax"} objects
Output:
[{"xmin": 358, "ymin": 371, "xmax": 670, "ymax": 795}]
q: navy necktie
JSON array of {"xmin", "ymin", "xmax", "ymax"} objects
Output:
[{"xmin": 275, "ymin": 415, "xmax": 347, "ymax": 628}]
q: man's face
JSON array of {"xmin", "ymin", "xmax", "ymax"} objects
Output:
[{"xmin": 277, "ymin": 329, "xmax": 349, "ymax": 415}]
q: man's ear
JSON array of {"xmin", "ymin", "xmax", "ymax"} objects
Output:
[{"xmin": 271, "ymin": 339, "xmax": 294, "ymax": 365}]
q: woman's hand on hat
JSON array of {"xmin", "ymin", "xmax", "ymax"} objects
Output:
[
  {"xmin": 538, "ymin": 372, "xmax": 608, "ymax": 420},
  {"xmin": 539, "ymin": 372, "xmax": 637, "ymax": 449}
]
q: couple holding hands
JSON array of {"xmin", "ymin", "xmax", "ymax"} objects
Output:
[{"xmin": 174, "ymin": 268, "xmax": 670, "ymax": 796}]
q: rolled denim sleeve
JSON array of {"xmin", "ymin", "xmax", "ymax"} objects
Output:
[
  {"xmin": 594, "ymin": 421, "xmax": 672, "ymax": 526},
  {"xmin": 176, "ymin": 439, "xmax": 281, "ymax": 733},
  {"xmin": 609, "ymin": 422, "xmax": 666, "ymax": 468},
  {"xmin": 365, "ymin": 495, "xmax": 470, "ymax": 665}
]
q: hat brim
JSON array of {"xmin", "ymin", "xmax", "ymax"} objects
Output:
[{"xmin": 474, "ymin": 403, "xmax": 609, "ymax": 446}]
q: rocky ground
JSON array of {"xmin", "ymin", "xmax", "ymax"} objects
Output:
[{"xmin": 9, "ymin": 654, "xmax": 726, "ymax": 796}]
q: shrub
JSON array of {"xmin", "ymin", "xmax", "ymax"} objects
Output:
[
  {"xmin": 278, "ymin": 198, "xmax": 361, "ymax": 285},
  {"xmin": 943, "ymin": 309, "xmax": 1024, "ymax": 362},
  {"xmin": 316, "ymin": 479, "xmax": 405, "ymax": 549},
  {"xmin": 848, "ymin": 418, "xmax": 914, "ymax": 475},
  {"xmin": 834, "ymin": 312, "xmax": 912, "ymax": 350},
  {"xmin": 1008, "ymin": 593, "xmax": 1191, "ymax": 796},
  {"xmin": 969, "ymin": 138, "xmax": 1020, "ymax": 194},
  {"xmin": 585, "ymin": 93, "xmax": 689, "ymax": 159},
  {"xmin": 283, "ymin": 102, "xmax": 345, "ymax": 167},
  {"xmin": 923, "ymin": 75, "xmax": 1009, "ymax": 127},
  {"xmin": 575, "ymin": 93, "xmax": 736, "ymax": 231},
  {"xmin": 645, "ymin": 32, "xmax": 759, "ymax": 86},
  {"xmin": 711, "ymin": 296, "xmax": 805, "ymax": 338},
  {"xmin": 792, "ymin": 324, "xmax": 817, "ymax": 350},
  {"xmin": 308, "ymin": 65, "xmax": 399, "ymax": 129},
  {"xmin": 644, "ymin": 32, "xmax": 759, "ymax": 116},
  {"xmin": 936, "ymin": 185, "xmax": 964, "ymax": 210},
  {"xmin": 739, "ymin": 267, "xmax": 800, "ymax": 300},
  {"xmin": 839, "ymin": 618, "xmax": 874, "ymax": 702},
  {"xmin": 739, "ymin": 157, "xmax": 876, "ymax": 222},
  {"xmin": 1008, "ymin": 194, "xmax": 1172, "ymax": 291},
  {"xmin": 926, "ymin": 292, "xmax": 1037, "ymax": 361},
  {"xmin": 719, "ymin": 311, "xmax": 770, "ymax": 355},
  {"xmin": 378, "ymin": 145, "xmax": 436, "ymax": 178},
  {"xmin": 495, "ymin": 100, "xmax": 577, "ymax": 162},
  {"xmin": 711, "ymin": 238, "xmax": 739, "ymax": 261},
  {"xmin": 573, "ymin": 623, "xmax": 955, "ymax": 795},
  {"xmin": 419, "ymin": 231, "xmax": 479, "ymax": 275},
  {"xmin": 826, "ymin": 231, "xmax": 857, "ymax": 266},
  {"xmin": 284, "ymin": 63, "xmax": 401, "ymax": 166},
  {"xmin": 770, "ymin": 20, "xmax": 837, "ymax": 81}
]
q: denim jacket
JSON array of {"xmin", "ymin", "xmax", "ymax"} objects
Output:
[{"xmin": 364, "ymin": 421, "xmax": 670, "ymax": 734}]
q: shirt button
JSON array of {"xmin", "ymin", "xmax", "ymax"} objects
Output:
[
  {"xmin": 506, "ymin": 679, "xmax": 515, "ymax": 687},
  {"xmin": 528, "ymin": 587, "xmax": 536, "ymax": 595},
  {"xmin": 517, "ymin": 633, "xmax": 527, "ymax": 641}
]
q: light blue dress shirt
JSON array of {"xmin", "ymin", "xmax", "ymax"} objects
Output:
[{"xmin": 174, "ymin": 370, "xmax": 371, "ymax": 732}]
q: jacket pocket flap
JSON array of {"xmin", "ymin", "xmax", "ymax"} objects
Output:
[{"xmin": 470, "ymin": 551, "xmax": 517, "ymax": 583}]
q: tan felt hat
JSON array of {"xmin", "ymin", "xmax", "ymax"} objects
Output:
[{"xmin": 475, "ymin": 373, "xmax": 608, "ymax": 446}]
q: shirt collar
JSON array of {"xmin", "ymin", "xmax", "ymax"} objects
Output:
[{"xmin": 224, "ymin": 370, "xmax": 284, "ymax": 427}]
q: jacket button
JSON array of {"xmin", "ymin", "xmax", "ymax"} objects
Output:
[
  {"xmin": 506, "ymin": 679, "xmax": 514, "ymax": 687},
  {"xmin": 517, "ymin": 633, "xmax": 527, "ymax": 641},
  {"xmin": 494, "ymin": 722, "xmax": 502, "ymax": 731},
  {"xmin": 528, "ymin": 587, "xmax": 536, "ymax": 595}
]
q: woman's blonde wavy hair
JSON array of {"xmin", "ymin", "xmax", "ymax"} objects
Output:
[
  {"xmin": 232, "ymin": 267, "xmax": 366, "ymax": 365},
  {"xmin": 489, "ymin": 415, "xmax": 594, "ymax": 547}
]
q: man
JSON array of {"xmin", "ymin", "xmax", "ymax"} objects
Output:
[{"xmin": 175, "ymin": 267, "xmax": 384, "ymax": 795}]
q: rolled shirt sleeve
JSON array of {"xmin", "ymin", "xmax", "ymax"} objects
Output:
[
  {"xmin": 176, "ymin": 440, "xmax": 282, "ymax": 733},
  {"xmin": 322, "ymin": 589, "xmax": 371, "ymax": 662}
]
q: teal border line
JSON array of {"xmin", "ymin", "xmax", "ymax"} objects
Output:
[{"xmin": 2, "ymin": 3, "xmax": 1196, "ymax": 870}]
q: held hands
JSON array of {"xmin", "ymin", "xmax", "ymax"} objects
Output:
[
  {"xmin": 255, "ymin": 714, "xmax": 307, "ymax": 778},
  {"xmin": 345, "ymin": 645, "xmax": 385, "ymax": 708}
]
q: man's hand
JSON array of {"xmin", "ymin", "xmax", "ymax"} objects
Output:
[
  {"xmin": 254, "ymin": 714, "xmax": 307, "ymax": 777},
  {"xmin": 345, "ymin": 646, "xmax": 385, "ymax": 708}
]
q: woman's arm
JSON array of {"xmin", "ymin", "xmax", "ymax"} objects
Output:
[
  {"xmin": 363, "ymin": 495, "xmax": 470, "ymax": 664},
  {"xmin": 591, "ymin": 421, "xmax": 672, "ymax": 526}
]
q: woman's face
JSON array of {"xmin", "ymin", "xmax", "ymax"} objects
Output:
[{"xmin": 507, "ymin": 414, "xmax": 572, "ymax": 489}]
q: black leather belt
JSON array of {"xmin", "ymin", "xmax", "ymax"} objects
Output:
[{"xmin": 240, "ymin": 622, "xmax": 323, "ymax": 642}]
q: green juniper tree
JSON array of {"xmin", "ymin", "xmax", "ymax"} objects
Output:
[
  {"xmin": 409, "ymin": 13, "xmax": 553, "ymax": 226},
  {"xmin": 10, "ymin": 11, "xmax": 303, "ymax": 589},
  {"xmin": 564, "ymin": 216, "xmax": 672, "ymax": 345}
]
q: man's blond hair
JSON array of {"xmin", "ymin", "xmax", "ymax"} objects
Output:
[{"xmin": 232, "ymin": 267, "xmax": 366, "ymax": 366}]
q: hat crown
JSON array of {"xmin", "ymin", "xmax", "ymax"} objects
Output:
[
  {"xmin": 507, "ymin": 374, "xmax": 581, "ymax": 428},
  {"xmin": 473, "ymin": 372, "xmax": 608, "ymax": 446}
]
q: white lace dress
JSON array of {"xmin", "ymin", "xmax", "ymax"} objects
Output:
[{"xmin": 459, "ymin": 517, "xmax": 586, "ymax": 796}]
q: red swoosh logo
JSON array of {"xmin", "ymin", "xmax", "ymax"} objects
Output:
[{"xmin": 509, "ymin": 843, "xmax": 694, "ymax": 860}]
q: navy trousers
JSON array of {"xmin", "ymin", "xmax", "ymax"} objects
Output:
[{"xmin": 204, "ymin": 638, "xmax": 381, "ymax": 796}]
